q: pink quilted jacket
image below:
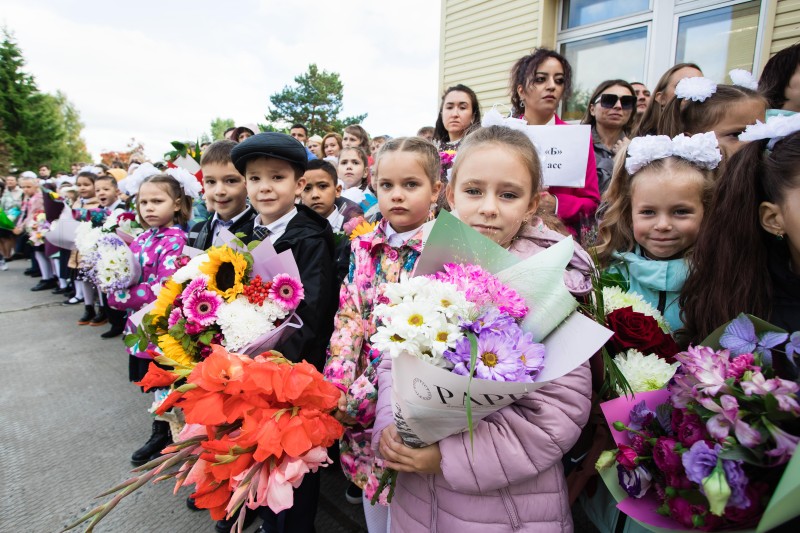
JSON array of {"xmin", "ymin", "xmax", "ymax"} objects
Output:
[{"xmin": 371, "ymin": 226, "xmax": 594, "ymax": 532}]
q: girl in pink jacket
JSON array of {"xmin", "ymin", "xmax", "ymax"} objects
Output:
[
  {"xmin": 109, "ymin": 174, "xmax": 191, "ymax": 467},
  {"xmin": 374, "ymin": 126, "xmax": 594, "ymax": 532}
]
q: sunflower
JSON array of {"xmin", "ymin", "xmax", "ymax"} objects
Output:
[
  {"xmin": 151, "ymin": 279, "xmax": 183, "ymax": 323},
  {"xmin": 157, "ymin": 334, "xmax": 196, "ymax": 368},
  {"xmin": 199, "ymin": 246, "xmax": 248, "ymax": 302},
  {"xmin": 349, "ymin": 220, "xmax": 378, "ymax": 241}
]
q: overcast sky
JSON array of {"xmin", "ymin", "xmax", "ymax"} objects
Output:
[{"xmin": 3, "ymin": 0, "xmax": 442, "ymax": 163}]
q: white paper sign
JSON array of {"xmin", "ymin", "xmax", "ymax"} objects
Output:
[
  {"xmin": 524, "ymin": 124, "xmax": 591, "ymax": 188},
  {"xmin": 392, "ymin": 312, "xmax": 611, "ymax": 447}
]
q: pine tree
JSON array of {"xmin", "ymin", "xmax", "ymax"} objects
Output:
[
  {"xmin": 0, "ymin": 29, "xmax": 70, "ymax": 170},
  {"xmin": 210, "ymin": 117, "xmax": 235, "ymax": 140},
  {"xmin": 266, "ymin": 64, "xmax": 367, "ymax": 135}
]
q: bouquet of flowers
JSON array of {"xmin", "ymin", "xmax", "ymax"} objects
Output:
[
  {"xmin": 597, "ymin": 315, "xmax": 800, "ymax": 532},
  {"xmin": 126, "ymin": 229, "xmax": 304, "ymax": 369},
  {"xmin": 439, "ymin": 149, "xmax": 456, "ymax": 182},
  {"xmin": 101, "ymin": 209, "xmax": 144, "ymax": 241},
  {"xmin": 371, "ymin": 211, "xmax": 612, "ymax": 500},
  {"xmin": 62, "ymin": 345, "xmax": 344, "ymax": 533},
  {"xmin": 26, "ymin": 212, "xmax": 50, "ymax": 246},
  {"xmin": 82, "ymin": 234, "xmax": 142, "ymax": 292},
  {"xmin": 586, "ymin": 272, "xmax": 682, "ymax": 399}
]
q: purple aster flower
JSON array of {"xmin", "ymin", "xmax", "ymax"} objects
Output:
[
  {"xmin": 183, "ymin": 289, "xmax": 223, "ymax": 326},
  {"xmin": 446, "ymin": 330, "xmax": 522, "ymax": 381},
  {"xmin": 515, "ymin": 330, "xmax": 545, "ymax": 380},
  {"xmin": 444, "ymin": 336, "xmax": 471, "ymax": 367},
  {"xmin": 628, "ymin": 400, "xmax": 655, "ymax": 432},
  {"xmin": 722, "ymin": 460, "xmax": 750, "ymax": 509},
  {"xmin": 617, "ymin": 464, "xmax": 652, "ymax": 498},
  {"xmin": 681, "ymin": 440, "xmax": 721, "ymax": 485},
  {"xmin": 464, "ymin": 307, "xmax": 516, "ymax": 335}
]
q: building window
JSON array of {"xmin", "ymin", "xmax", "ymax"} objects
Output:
[
  {"xmin": 562, "ymin": 0, "xmax": 650, "ymax": 29},
  {"xmin": 675, "ymin": 1, "xmax": 761, "ymax": 82},
  {"xmin": 557, "ymin": 0, "xmax": 765, "ymax": 122},
  {"xmin": 561, "ymin": 27, "xmax": 649, "ymax": 120}
]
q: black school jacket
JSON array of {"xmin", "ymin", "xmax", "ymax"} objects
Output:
[
  {"xmin": 243, "ymin": 204, "xmax": 338, "ymax": 371},
  {"xmin": 187, "ymin": 206, "xmax": 257, "ymax": 249}
]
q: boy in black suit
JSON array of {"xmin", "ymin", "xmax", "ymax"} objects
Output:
[{"xmin": 188, "ymin": 140, "xmax": 256, "ymax": 249}]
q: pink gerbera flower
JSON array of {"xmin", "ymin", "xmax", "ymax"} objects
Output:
[
  {"xmin": 183, "ymin": 289, "xmax": 223, "ymax": 326},
  {"xmin": 269, "ymin": 274, "xmax": 304, "ymax": 310},
  {"xmin": 168, "ymin": 307, "xmax": 183, "ymax": 328},
  {"xmin": 181, "ymin": 276, "xmax": 209, "ymax": 300}
]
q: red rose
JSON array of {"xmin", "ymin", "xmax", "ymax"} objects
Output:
[
  {"xmin": 653, "ymin": 437, "xmax": 682, "ymax": 474},
  {"xmin": 617, "ymin": 444, "xmax": 639, "ymax": 470},
  {"xmin": 668, "ymin": 496, "xmax": 696, "ymax": 528},
  {"xmin": 606, "ymin": 307, "xmax": 680, "ymax": 361}
]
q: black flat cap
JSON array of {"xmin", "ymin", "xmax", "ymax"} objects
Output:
[{"xmin": 230, "ymin": 132, "xmax": 308, "ymax": 175}]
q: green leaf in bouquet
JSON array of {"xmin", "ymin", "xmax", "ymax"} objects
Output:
[
  {"xmin": 600, "ymin": 347, "xmax": 634, "ymax": 398},
  {"xmin": 757, "ymin": 441, "xmax": 800, "ymax": 532},
  {"xmin": 198, "ymin": 330, "xmax": 215, "ymax": 345},
  {"xmin": 598, "ymin": 269, "xmax": 629, "ymax": 292},
  {"xmin": 168, "ymin": 321, "xmax": 186, "ymax": 340},
  {"xmin": 465, "ymin": 331, "xmax": 479, "ymax": 454},
  {"xmin": 170, "ymin": 140, "xmax": 187, "ymax": 152},
  {"xmin": 719, "ymin": 444, "xmax": 764, "ymax": 466},
  {"xmin": 247, "ymin": 240, "xmax": 260, "ymax": 251},
  {"xmin": 123, "ymin": 333, "xmax": 140, "ymax": 348}
]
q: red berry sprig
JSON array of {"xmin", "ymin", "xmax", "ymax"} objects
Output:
[{"xmin": 242, "ymin": 275, "xmax": 273, "ymax": 306}]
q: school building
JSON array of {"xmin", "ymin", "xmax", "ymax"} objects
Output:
[{"xmin": 439, "ymin": 0, "xmax": 799, "ymax": 119}]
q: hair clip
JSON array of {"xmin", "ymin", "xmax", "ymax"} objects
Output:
[
  {"xmin": 728, "ymin": 69, "xmax": 758, "ymax": 91},
  {"xmin": 625, "ymin": 132, "xmax": 721, "ymax": 174},
  {"xmin": 674, "ymin": 76, "xmax": 717, "ymax": 103},
  {"xmin": 739, "ymin": 113, "xmax": 800, "ymax": 150}
]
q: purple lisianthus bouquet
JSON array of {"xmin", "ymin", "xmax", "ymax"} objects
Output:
[{"xmin": 597, "ymin": 314, "xmax": 800, "ymax": 531}]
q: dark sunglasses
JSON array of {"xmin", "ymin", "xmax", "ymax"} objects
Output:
[{"xmin": 596, "ymin": 94, "xmax": 636, "ymax": 110}]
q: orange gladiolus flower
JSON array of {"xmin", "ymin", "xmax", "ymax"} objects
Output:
[
  {"xmin": 192, "ymin": 480, "xmax": 231, "ymax": 520},
  {"xmin": 135, "ymin": 363, "xmax": 179, "ymax": 391},
  {"xmin": 189, "ymin": 344, "xmax": 248, "ymax": 393},
  {"xmin": 155, "ymin": 390, "xmax": 183, "ymax": 416}
]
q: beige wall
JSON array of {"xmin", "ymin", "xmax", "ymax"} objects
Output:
[
  {"xmin": 771, "ymin": 0, "xmax": 800, "ymax": 55},
  {"xmin": 439, "ymin": 0, "xmax": 555, "ymax": 111}
]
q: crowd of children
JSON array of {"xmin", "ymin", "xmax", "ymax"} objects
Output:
[{"xmin": 3, "ymin": 43, "xmax": 800, "ymax": 533}]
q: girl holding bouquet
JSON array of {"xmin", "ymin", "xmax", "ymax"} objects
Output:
[
  {"xmin": 109, "ymin": 174, "xmax": 190, "ymax": 467},
  {"xmin": 323, "ymin": 137, "xmax": 442, "ymax": 532},
  {"xmin": 373, "ymin": 126, "xmax": 595, "ymax": 532}
]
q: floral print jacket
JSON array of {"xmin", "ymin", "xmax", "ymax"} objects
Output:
[
  {"xmin": 109, "ymin": 226, "xmax": 187, "ymax": 358},
  {"xmin": 323, "ymin": 219, "xmax": 424, "ymax": 502}
]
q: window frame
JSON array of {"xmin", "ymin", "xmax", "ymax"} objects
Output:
[{"xmin": 556, "ymin": 0, "xmax": 770, "ymax": 92}]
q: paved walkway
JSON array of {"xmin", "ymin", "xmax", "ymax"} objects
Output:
[{"xmin": 0, "ymin": 259, "xmax": 367, "ymax": 533}]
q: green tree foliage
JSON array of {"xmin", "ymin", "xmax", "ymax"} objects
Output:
[
  {"xmin": 51, "ymin": 91, "xmax": 91, "ymax": 168},
  {"xmin": 266, "ymin": 64, "xmax": 367, "ymax": 135},
  {"xmin": 0, "ymin": 29, "xmax": 89, "ymax": 172},
  {"xmin": 210, "ymin": 117, "xmax": 235, "ymax": 140}
]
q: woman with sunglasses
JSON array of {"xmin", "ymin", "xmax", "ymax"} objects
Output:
[
  {"xmin": 582, "ymin": 80, "xmax": 638, "ymax": 194},
  {"xmin": 510, "ymin": 48, "xmax": 600, "ymax": 238}
]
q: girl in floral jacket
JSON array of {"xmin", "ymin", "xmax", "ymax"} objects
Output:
[
  {"xmin": 324, "ymin": 137, "xmax": 442, "ymax": 532},
  {"xmin": 109, "ymin": 174, "xmax": 191, "ymax": 467}
]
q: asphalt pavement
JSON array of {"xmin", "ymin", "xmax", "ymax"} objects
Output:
[{"xmin": 0, "ymin": 259, "xmax": 367, "ymax": 533}]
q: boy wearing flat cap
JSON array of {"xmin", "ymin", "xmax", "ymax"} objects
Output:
[{"xmin": 229, "ymin": 132, "xmax": 337, "ymax": 533}]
